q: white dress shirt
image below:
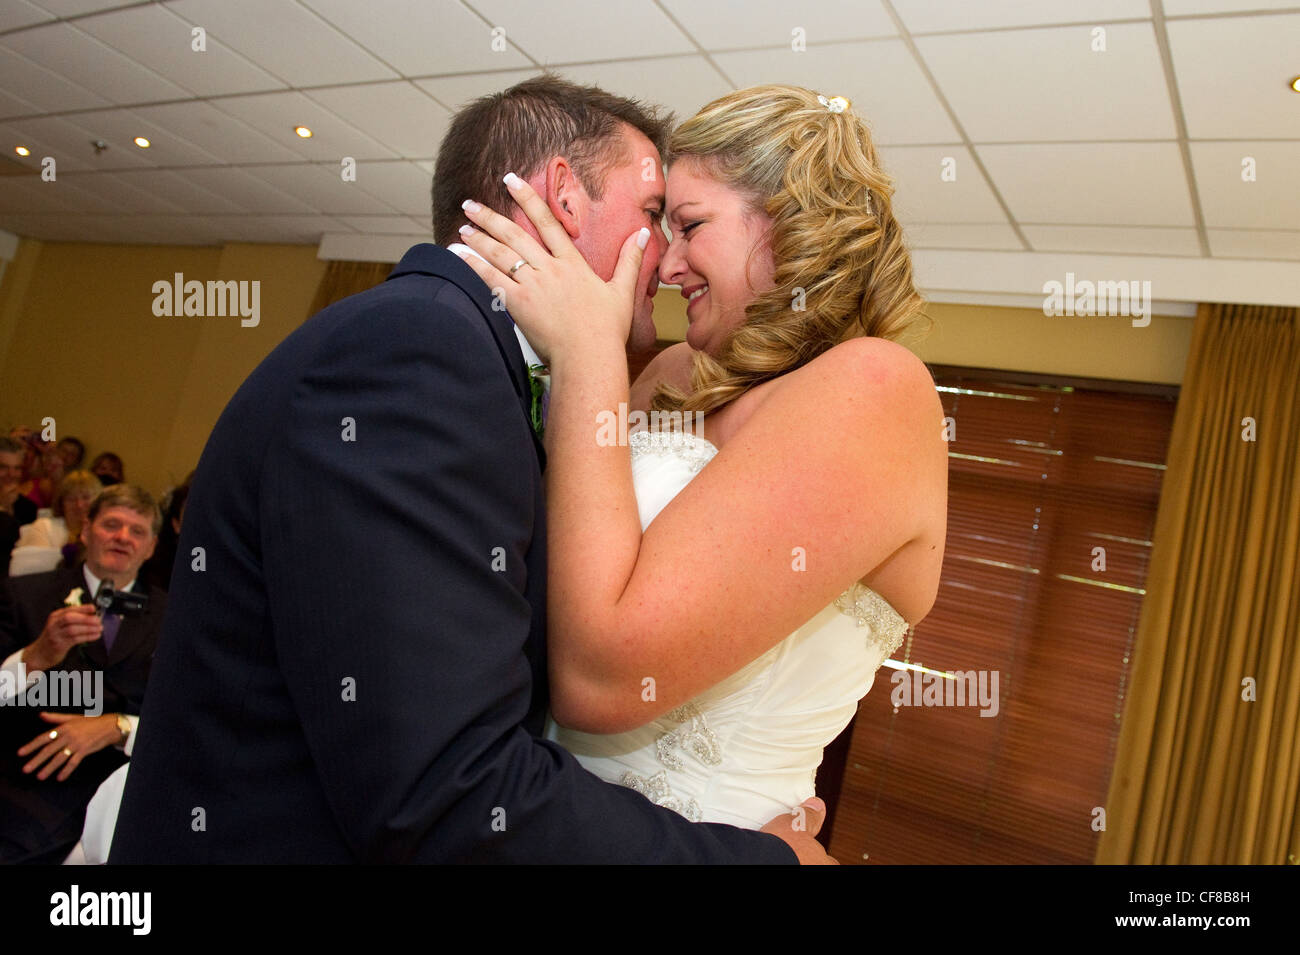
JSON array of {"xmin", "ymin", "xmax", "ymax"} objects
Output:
[{"xmin": 0, "ymin": 565, "xmax": 139, "ymax": 753}]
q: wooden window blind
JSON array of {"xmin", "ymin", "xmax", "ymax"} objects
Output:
[{"xmin": 824, "ymin": 366, "xmax": 1178, "ymax": 864}]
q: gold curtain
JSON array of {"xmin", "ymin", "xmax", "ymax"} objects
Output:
[
  {"xmin": 1096, "ymin": 303, "xmax": 1299, "ymax": 864},
  {"xmin": 307, "ymin": 260, "xmax": 394, "ymax": 317}
]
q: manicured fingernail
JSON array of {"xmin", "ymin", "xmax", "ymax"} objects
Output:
[
  {"xmin": 636, "ymin": 227, "xmax": 650, "ymax": 250},
  {"xmin": 461, "ymin": 199, "xmax": 480, "ymax": 213},
  {"xmin": 458, "ymin": 224, "xmax": 473, "ymax": 236},
  {"xmin": 503, "ymin": 172, "xmax": 522, "ymax": 188},
  {"xmin": 803, "ymin": 797, "xmax": 826, "ymax": 813}
]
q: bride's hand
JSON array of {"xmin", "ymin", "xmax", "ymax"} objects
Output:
[{"xmin": 454, "ymin": 174, "xmax": 650, "ymax": 366}]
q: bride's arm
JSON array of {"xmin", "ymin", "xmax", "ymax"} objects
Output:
[{"xmin": 457, "ymin": 183, "xmax": 945, "ymax": 735}]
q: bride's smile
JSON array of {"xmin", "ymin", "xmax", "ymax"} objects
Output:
[{"xmin": 661, "ymin": 159, "xmax": 776, "ymax": 357}]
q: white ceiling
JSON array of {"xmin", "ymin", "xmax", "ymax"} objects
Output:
[{"xmin": 0, "ymin": 0, "xmax": 1297, "ymax": 295}]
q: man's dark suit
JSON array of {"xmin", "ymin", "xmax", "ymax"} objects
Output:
[
  {"xmin": 0, "ymin": 564, "xmax": 165, "ymax": 864},
  {"xmin": 110, "ymin": 244, "xmax": 794, "ymax": 863}
]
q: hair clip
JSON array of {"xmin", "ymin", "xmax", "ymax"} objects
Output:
[{"xmin": 817, "ymin": 94, "xmax": 850, "ymax": 114}]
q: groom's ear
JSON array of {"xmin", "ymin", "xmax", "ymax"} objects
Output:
[{"xmin": 542, "ymin": 155, "xmax": 585, "ymax": 241}]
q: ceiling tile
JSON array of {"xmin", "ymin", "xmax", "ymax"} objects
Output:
[
  {"xmin": 467, "ymin": 0, "xmax": 694, "ymax": 62},
  {"xmin": 2, "ymin": 21, "xmax": 191, "ymax": 106},
  {"xmin": 88, "ymin": 214, "xmax": 226, "ymax": 245},
  {"xmin": 977, "ymin": 142, "xmax": 1195, "ymax": 226},
  {"xmin": 1189, "ymin": 141, "xmax": 1300, "ymax": 229},
  {"xmin": 917, "ymin": 22, "xmax": 1176, "ymax": 142},
  {"xmin": 209, "ymin": 90, "xmax": 399, "ymax": 161},
  {"xmin": 166, "ymin": 0, "xmax": 398, "ymax": 87},
  {"xmin": 0, "ymin": 44, "xmax": 111, "ymax": 112},
  {"xmin": 197, "ymin": 214, "xmax": 354, "ymax": 244},
  {"xmin": 660, "ymin": 0, "xmax": 894, "ymax": 49},
  {"xmin": 27, "ymin": 0, "xmax": 134, "ymax": 15},
  {"xmin": 0, "ymin": 88, "xmax": 40, "ymax": 121},
  {"xmin": 338, "ymin": 215, "xmax": 430, "ymax": 235},
  {"xmin": 304, "ymin": 82, "xmax": 448, "ymax": 159},
  {"xmin": 352, "ymin": 160, "xmax": 432, "ymax": 216},
  {"xmin": 547, "ymin": 57, "xmax": 730, "ymax": 129},
  {"xmin": 131, "ymin": 101, "xmax": 304, "ymax": 165},
  {"xmin": 175, "ymin": 167, "xmax": 318, "ymax": 214},
  {"xmin": 108, "ymin": 168, "xmax": 250, "ymax": 213},
  {"xmin": 1163, "ymin": 0, "xmax": 1299, "ymax": 13},
  {"xmin": 74, "ymin": 108, "xmax": 224, "ymax": 167},
  {"xmin": 1207, "ymin": 229, "xmax": 1300, "ymax": 260},
  {"xmin": 0, "ymin": 0, "xmax": 54, "ymax": 32},
  {"xmin": 713, "ymin": 40, "xmax": 961, "ymax": 144},
  {"xmin": 300, "ymin": 0, "xmax": 531, "ymax": 76},
  {"xmin": 0, "ymin": 115, "xmax": 153, "ymax": 171},
  {"xmin": 894, "ymin": 0, "xmax": 1150, "ymax": 33},
  {"xmin": 74, "ymin": 3, "xmax": 287, "ymax": 98},
  {"xmin": 57, "ymin": 171, "xmax": 189, "ymax": 214},
  {"xmin": 34, "ymin": 174, "xmax": 136, "ymax": 214},
  {"xmin": 1021, "ymin": 225, "xmax": 1202, "ymax": 256},
  {"xmin": 415, "ymin": 69, "xmax": 540, "ymax": 111},
  {"xmin": 1168, "ymin": 13, "xmax": 1300, "ymax": 139},
  {"xmin": 0, "ymin": 176, "xmax": 81, "ymax": 214},
  {"xmin": 0, "ymin": 213, "xmax": 143, "ymax": 243},
  {"xmin": 905, "ymin": 222, "xmax": 1023, "ymax": 250},
  {"xmin": 879, "ymin": 146, "xmax": 1009, "ymax": 224},
  {"xmin": 241, "ymin": 163, "xmax": 397, "ymax": 215}
]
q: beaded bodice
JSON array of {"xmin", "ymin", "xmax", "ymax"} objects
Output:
[{"xmin": 547, "ymin": 428, "xmax": 911, "ymax": 829}]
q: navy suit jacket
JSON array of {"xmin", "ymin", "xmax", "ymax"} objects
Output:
[{"xmin": 110, "ymin": 244, "xmax": 794, "ymax": 863}]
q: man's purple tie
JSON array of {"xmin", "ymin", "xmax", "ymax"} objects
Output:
[{"xmin": 101, "ymin": 613, "xmax": 121, "ymax": 654}]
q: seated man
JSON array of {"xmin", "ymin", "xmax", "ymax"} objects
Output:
[
  {"xmin": 0, "ymin": 484, "xmax": 166, "ymax": 864},
  {"xmin": 0, "ymin": 437, "xmax": 37, "ymax": 528}
]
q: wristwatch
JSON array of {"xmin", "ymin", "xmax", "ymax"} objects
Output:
[{"xmin": 114, "ymin": 714, "xmax": 131, "ymax": 747}]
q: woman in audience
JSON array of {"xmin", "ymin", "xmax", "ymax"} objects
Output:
[
  {"xmin": 90, "ymin": 452, "xmax": 125, "ymax": 486},
  {"xmin": 10, "ymin": 470, "xmax": 99, "ymax": 575},
  {"xmin": 19, "ymin": 441, "xmax": 65, "ymax": 510}
]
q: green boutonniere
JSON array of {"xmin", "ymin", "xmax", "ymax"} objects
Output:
[{"xmin": 527, "ymin": 363, "xmax": 549, "ymax": 440}]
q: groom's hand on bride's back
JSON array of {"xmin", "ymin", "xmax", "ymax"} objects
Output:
[{"xmin": 761, "ymin": 797, "xmax": 839, "ymax": 865}]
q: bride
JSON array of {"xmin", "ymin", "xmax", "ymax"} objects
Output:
[{"xmin": 456, "ymin": 84, "xmax": 948, "ymax": 829}]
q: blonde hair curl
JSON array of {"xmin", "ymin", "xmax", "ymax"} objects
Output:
[{"xmin": 653, "ymin": 85, "xmax": 931, "ymax": 417}]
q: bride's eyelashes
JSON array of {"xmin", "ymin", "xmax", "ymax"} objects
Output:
[{"xmin": 680, "ymin": 221, "xmax": 702, "ymax": 237}]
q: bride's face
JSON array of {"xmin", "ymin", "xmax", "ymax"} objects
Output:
[{"xmin": 660, "ymin": 160, "xmax": 775, "ymax": 357}]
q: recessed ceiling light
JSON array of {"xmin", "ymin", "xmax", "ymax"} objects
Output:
[
  {"xmin": 15, "ymin": 145, "xmax": 30, "ymax": 156},
  {"xmin": 1291, "ymin": 76, "xmax": 1300, "ymax": 93},
  {"xmin": 133, "ymin": 136, "xmax": 151, "ymax": 148},
  {"xmin": 294, "ymin": 125, "xmax": 313, "ymax": 139}
]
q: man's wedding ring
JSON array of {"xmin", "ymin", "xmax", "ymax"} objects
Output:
[
  {"xmin": 509, "ymin": 258, "xmax": 529, "ymax": 276},
  {"xmin": 48, "ymin": 730, "xmax": 58, "ymax": 740},
  {"xmin": 62, "ymin": 747, "xmax": 72, "ymax": 757}
]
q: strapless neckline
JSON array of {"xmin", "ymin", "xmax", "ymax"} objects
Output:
[{"xmin": 628, "ymin": 426, "xmax": 912, "ymax": 642}]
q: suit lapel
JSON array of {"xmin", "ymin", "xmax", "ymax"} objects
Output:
[{"xmin": 387, "ymin": 244, "xmax": 547, "ymax": 470}]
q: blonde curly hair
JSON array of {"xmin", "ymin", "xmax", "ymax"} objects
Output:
[{"xmin": 652, "ymin": 85, "xmax": 931, "ymax": 417}]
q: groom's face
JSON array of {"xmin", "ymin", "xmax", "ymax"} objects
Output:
[{"xmin": 568, "ymin": 125, "xmax": 668, "ymax": 354}]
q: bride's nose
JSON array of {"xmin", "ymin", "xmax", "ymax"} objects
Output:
[{"xmin": 659, "ymin": 234, "xmax": 687, "ymax": 285}]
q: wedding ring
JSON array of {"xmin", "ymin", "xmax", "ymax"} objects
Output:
[
  {"xmin": 508, "ymin": 258, "xmax": 529, "ymax": 276},
  {"xmin": 62, "ymin": 747, "xmax": 72, "ymax": 757},
  {"xmin": 48, "ymin": 730, "xmax": 58, "ymax": 740}
]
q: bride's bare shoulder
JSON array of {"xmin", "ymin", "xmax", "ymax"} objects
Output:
[{"xmin": 743, "ymin": 337, "xmax": 936, "ymax": 420}]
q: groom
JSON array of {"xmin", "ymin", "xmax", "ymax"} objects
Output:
[{"xmin": 110, "ymin": 76, "xmax": 829, "ymax": 863}]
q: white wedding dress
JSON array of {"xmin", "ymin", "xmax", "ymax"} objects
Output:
[{"xmin": 547, "ymin": 428, "xmax": 911, "ymax": 830}]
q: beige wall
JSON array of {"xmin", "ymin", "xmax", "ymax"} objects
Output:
[
  {"xmin": 1, "ymin": 236, "xmax": 1190, "ymax": 500},
  {"xmin": 651, "ymin": 291, "xmax": 1193, "ymax": 385},
  {"xmin": 0, "ymin": 238, "xmax": 325, "ymax": 497}
]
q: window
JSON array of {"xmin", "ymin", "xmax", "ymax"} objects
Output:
[{"xmin": 825, "ymin": 366, "xmax": 1178, "ymax": 864}]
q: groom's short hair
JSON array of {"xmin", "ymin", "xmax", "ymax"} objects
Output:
[{"xmin": 432, "ymin": 73, "xmax": 672, "ymax": 245}]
